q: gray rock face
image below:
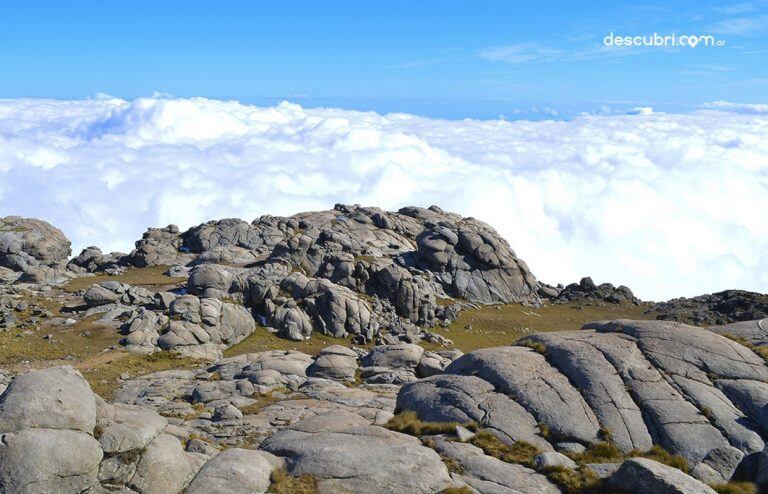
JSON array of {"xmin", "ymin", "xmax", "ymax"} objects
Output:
[
  {"xmin": 547, "ymin": 276, "xmax": 639, "ymax": 304},
  {"xmin": 411, "ymin": 208, "xmax": 537, "ymax": 304},
  {"xmin": 361, "ymin": 343, "xmax": 425, "ymax": 384},
  {"xmin": 397, "ymin": 374, "xmax": 551, "ymax": 450},
  {"xmin": 0, "ymin": 216, "xmax": 71, "ymax": 272},
  {"xmin": 0, "ymin": 366, "xmax": 96, "ymax": 433},
  {"xmin": 523, "ymin": 331, "xmax": 653, "ymax": 453},
  {"xmin": 68, "ymin": 246, "xmax": 128, "ymax": 274},
  {"xmin": 446, "ymin": 346, "xmax": 601, "ymax": 444},
  {"xmin": 129, "ymin": 432, "xmax": 201, "ymax": 494},
  {"xmin": 122, "ymin": 205, "xmax": 539, "ymax": 345},
  {"xmin": 0, "ymin": 428, "xmax": 103, "ymax": 494},
  {"xmin": 259, "ymin": 411, "xmax": 453, "ymax": 494},
  {"xmin": 607, "ymin": 458, "xmax": 717, "ymax": 494},
  {"xmin": 186, "ymin": 448, "xmax": 274, "ymax": 494}
]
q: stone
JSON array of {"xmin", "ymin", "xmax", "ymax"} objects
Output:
[
  {"xmin": 607, "ymin": 458, "xmax": 717, "ymax": 494},
  {"xmin": 129, "ymin": 433, "xmax": 201, "ymax": 494},
  {"xmin": 260, "ymin": 411, "xmax": 453, "ymax": 493},
  {"xmin": 186, "ymin": 448, "xmax": 274, "ymax": 494},
  {"xmin": 84, "ymin": 283, "xmax": 120, "ymax": 307},
  {"xmin": 455, "ymin": 425, "xmax": 475, "ymax": 442},
  {"xmin": 213, "ymin": 403, "xmax": 243, "ymax": 421},
  {"xmin": 96, "ymin": 402, "xmax": 168, "ymax": 454},
  {"xmin": 534, "ymin": 451, "xmax": 578, "ymax": 470},
  {"xmin": 306, "ymin": 345, "xmax": 359, "ymax": 382},
  {"xmin": 362, "ymin": 343, "xmax": 423, "ymax": 369},
  {"xmin": 0, "ymin": 366, "xmax": 96, "ymax": 434},
  {"xmin": 0, "ymin": 216, "xmax": 71, "ymax": 272},
  {"xmin": 0, "ymin": 428, "xmax": 103, "ymax": 493}
]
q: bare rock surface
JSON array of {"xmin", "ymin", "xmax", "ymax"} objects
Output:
[{"xmin": 259, "ymin": 411, "xmax": 454, "ymax": 494}]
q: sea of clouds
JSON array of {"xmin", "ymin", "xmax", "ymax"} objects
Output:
[{"xmin": 0, "ymin": 96, "xmax": 766, "ymax": 300}]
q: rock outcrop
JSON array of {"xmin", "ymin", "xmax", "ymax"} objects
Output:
[
  {"xmin": 52, "ymin": 204, "xmax": 541, "ymax": 355},
  {"xmin": 652, "ymin": 290, "xmax": 768, "ymax": 325},
  {"xmin": 0, "ymin": 216, "xmax": 71, "ymax": 284},
  {"xmin": 540, "ymin": 276, "xmax": 640, "ymax": 305},
  {"xmin": 397, "ymin": 319, "xmax": 768, "ymax": 486}
]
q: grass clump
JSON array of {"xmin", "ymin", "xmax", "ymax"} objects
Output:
[
  {"xmin": 543, "ymin": 465, "xmax": 602, "ymax": 494},
  {"xmin": 239, "ymin": 388, "xmax": 290, "ymax": 415},
  {"xmin": 520, "ymin": 340, "xmax": 547, "ymax": 355},
  {"xmin": 384, "ymin": 411, "xmax": 459, "ymax": 436},
  {"xmin": 637, "ymin": 445, "xmax": 689, "ymax": 473},
  {"xmin": 269, "ymin": 468, "xmax": 318, "ymax": 494},
  {"xmin": 470, "ymin": 430, "xmax": 540, "ymax": 468},
  {"xmin": 538, "ymin": 422, "xmax": 552, "ymax": 439},
  {"xmin": 711, "ymin": 482, "xmax": 758, "ymax": 494},
  {"xmin": 569, "ymin": 441, "xmax": 625, "ymax": 464},
  {"xmin": 439, "ymin": 487, "xmax": 474, "ymax": 494},
  {"xmin": 568, "ymin": 442, "xmax": 688, "ymax": 473}
]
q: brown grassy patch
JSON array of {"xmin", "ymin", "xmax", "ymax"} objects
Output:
[
  {"xmin": 711, "ymin": 482, "xmax": 758, "ymax": 494},
  {"xmin": 0, "ymin": 315, "xmax": 120, "ymax": 368},
  {"xmin": 269, "ymin": 468, "xmax": 318, "ymax": 494},
  {"xmin": 567, "ymin": 442, "xmax": 688, "ymax": 474},
  {"xmin": 569, "ymin": 441, "xmax": 625, "ymax": 464},
  {"xmin": 420, "ymin": 302, "xmax": 656, "ymax": 352},
  {"xmin": 78, "ymin": 351, "xmax": 204, "ymax": 399},
  {"xmin": 63, "ymin": 265, "xmax": 186, "ymax": 292},
  {"xmin": 439, "ymin": 487, "xmax": 474, "ymax": 494},
  {"xmin": 637, "ymin": 445, "xmax": 689, "ymax": 473},
  {"xmin": 384, "ymin": 411, "xmax": 459, "ymax": 436},
  {"xmin": 543, "ymin": 465, "xmax": 602, "ymax": 494},
  {"xmin": 470, "ymin": 430, "xmax": 540, "ymax": 468}
]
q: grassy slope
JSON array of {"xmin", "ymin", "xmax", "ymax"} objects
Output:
[{"xmin": 423, "ymin": 302, "xmax": 656, "ymax": 352}]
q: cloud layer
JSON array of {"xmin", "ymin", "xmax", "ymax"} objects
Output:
[{"xmin": 1, "ymin": 96, "xmax": 767, "ymax": 300}]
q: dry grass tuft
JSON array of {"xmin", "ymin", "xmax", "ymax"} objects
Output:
[
  {"xmin": 269, "ymin": 468, "xmax": 318, "ymax": 494},
  {"xmin": 711, "ymin": 482, "xmax": 758, "ymax": 494},
  {"xmin": 384, "ymin": 411, "xmax": 459, "ymax": 436},
  {"xmin": 470, "ymin": 430, "xmax": 540, "ymax": 468}
]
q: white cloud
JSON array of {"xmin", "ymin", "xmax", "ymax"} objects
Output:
[
  {"xmin": 702, "ymin": 100, "xmax": 768, "ymax": 114},
  {"xmin": 1, "ymin": 96, "xmax": 767, "ymax": 301},
  {"xmin": 478, "ymin": 43, "xmax": 562, "ymax": 64}
]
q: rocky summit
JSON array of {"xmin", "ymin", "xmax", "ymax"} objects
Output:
[{"xmin": 0, "ymin": 204, "xmax": 767, "ymax": 493}]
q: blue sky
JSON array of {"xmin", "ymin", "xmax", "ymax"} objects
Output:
[{"xmin": 1, "ymin": 0, "xmax": 766, "ymax": 119}]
